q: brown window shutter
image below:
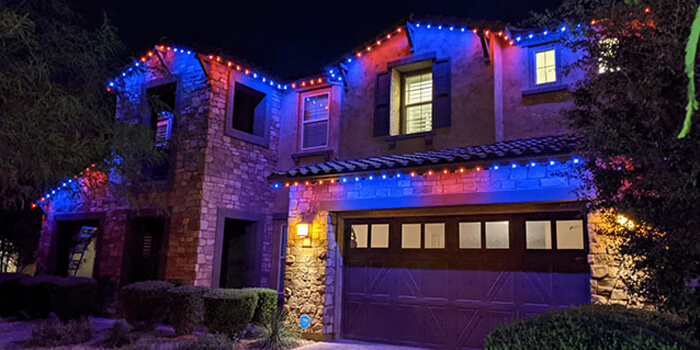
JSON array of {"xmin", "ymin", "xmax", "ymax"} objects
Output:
[
  {"xmin": 432, "ymin": 58, "xmax": 451, "ymax": 129},
  {"xmin": 373, "ymin": 71, "xmax": 391, "ymax": 136}
]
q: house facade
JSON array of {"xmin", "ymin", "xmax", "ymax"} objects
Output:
[{"xmin": 35, "ymin": 18, "xmax": 628, "ymax": 349}]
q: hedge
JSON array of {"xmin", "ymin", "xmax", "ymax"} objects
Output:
[
  {"xmin": 10, "ymin": 275, "xmax": 98, "ymax": 320},
  {"xmin": 203, "ymin": 288, "xmax": 258, "ymax": 337},
  {"xmin": 166, "ymin": 285, "xmax": 208, "ymax": 335},
  {"xmin": 0, "ymin": 273, "xmax": 24, "ymax": 317},
  {"xmin": 119, "ymin": 280, "xmax": 174, "ymax": 329},
  {"xmin": 244, "ymin": 288, "xmax": 278, "ymax": 323},
  {"xmin": 485, "ymin": 305, "xmax": 698, "ymax": 350}
]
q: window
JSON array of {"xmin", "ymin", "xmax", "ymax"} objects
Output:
[
  {"xmin": 556, "ymin": 220, "xmax": 585, "ymax": 249},
  {"xmin": 232, "ymin": 83, "xmax": 266, "ymax": 136},
  {"xmin": 370, "ymin": 224, "xmax": 390, "ymax": 248},
  {"xmin": 401, "ymin": 224, "xmax": 421, "ymax": 249},
  {"xmin": 402, "ymin": 71, "xmax": 433, "ymax": 134},
  {"xmin": 146, "ymin": 82, "xmax": 176, "ymax": 180},
  {"xmin": 526, "ymin": 221, "xmax": 552, "ymax": 249},
  {"xmin": 350, "ymin": 224, "xmax": 368, "ymax": 248},
  {"xmin": 350, "ymin": 224, "xmax": 389, "ymax": 248},
  {"xmin": 424, "ymin": 223, "xmax": 445, "ymax": 249},
  {"xmin": 301, "ymin": 93, "xmax": 330, "ymax": 149},
  {"xmin": 459, "ymin": 222, "xmax": 481, "ymax": 249},
  {"xmin": 485, "ymin": 221, "xmax": 509, "ymax": 249},
  {"xmin": 535, "ymin": 49, "xmax": 557, "ymax": 85}
]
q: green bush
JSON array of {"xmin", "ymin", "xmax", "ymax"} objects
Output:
[
  {"xmin": 250, "ymin": 310, "xmax": 299, "ymax": 350},
  {"xmin": 245, "ymin": 288, "xmax": 279, "ymax": 323},
  {"xmin": 29, "ymin": 317, "xmax": 92, "ymax": 347},
  {"xmin": 50, "ymin": 276, "xmax": 99, "ymax": 320},
  {"xmin": 102, "ymin": 320, "xmax": 133, "ymax": 348},
  {"xmin": 485, "ymin": 305, "xmax": 698, "ymax": 350},
  {"xmin": 119, "ymin": 280, "xmax": 174, "ymax": 329},
  {"xmin": 203, "ymin": 288, "xmax": 258, "ymax": 337},
  {"xmin": 19, "ymin": 275, "xmax": 63, "ymax": 318},
  {"xmin": 0, "ymin": 273, "xmax": 25, "ymax": 317},
  {"xmin": 167, "ymin": 285, "xmax": 209, "ymax": 335},
  {"xmin": 173, "ymin": 334, "xmax": 236, "ymax": 350}
]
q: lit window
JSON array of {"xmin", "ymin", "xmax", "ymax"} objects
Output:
[
  {"xmin": 350, "ymin": 224, "xmax": 368, "ymax": 248},
  {"xmin": 403, "ymin": 71, "xmax": 433, "ymax": 134},
  {"xmin": 556, "ymin": 220, "xmax": 585, "ymax": 249},
  {"xmin": 424, "ymin": 223, "xmax": 445, "ymax": 249},
  {"xmin": 535, "ymin": 49, "xmax": 557, "ymax": 85},
  {"xmin": 459, "ymin": 222, "xmax": 481, "ymax": 249},
  {"xmin": 370, "ymin": 224, "xmax": 390, "ymax": 248},
  {"xmin": 485, "ymin": 221, "xmax": 509, "ymax": 249},
  {"xmin": 526, "ymin": 221, "xmax": 552, "ymax": 249},
  {"xmin": 301, "ymin": 93, "xmax": 329, "ymax": 149},
  {"xmin": 401, "ymin": 224, "xmax": 421, "ymax": 249}
]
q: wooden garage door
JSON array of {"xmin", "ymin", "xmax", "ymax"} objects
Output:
[{"xmin": 342, "ymin": 212, "xmax": 590, "ymax": 350}]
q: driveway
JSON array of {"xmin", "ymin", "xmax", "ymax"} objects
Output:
[{"xmin": 297, "ymin": 340, "xmax": 430, "ymax": 350}]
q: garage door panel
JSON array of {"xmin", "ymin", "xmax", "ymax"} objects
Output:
[{"xmin": 343, "ymin": 212, "xmax": 589, "ymax": 349}]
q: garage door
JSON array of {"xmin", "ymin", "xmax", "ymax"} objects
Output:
[{"xmin": 342, "ymin": 212, "xmax": 590, "ymax": 349}]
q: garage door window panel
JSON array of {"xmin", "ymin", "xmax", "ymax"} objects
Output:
[
  {"xmin": 485, "ymin": 221, "xmax": 510, "ymax": 249},
  {"xmin": 370, "ymin": 224, "xmax": 390, "ymax": 248},
  {"xmin": 401, "ymin": 224, "xmax": 421, "ymax": 249},
  {"xmin": 350, "ymin": 224, "xmax": 368, "ymax": 249},
  {"xmin": 424, "ymin": 223, "xmax": 445, "ymax": 249},
  {"xmin": 556, "ymin": 220, "xmax": 585, "ymax": 250},
  {"xmin": 459, "ymin": 222, "xmax": 482, "ymax": 249},
  {"xmin": 526, "ymin": 221, "xmax": 552, "ymax": 249}
]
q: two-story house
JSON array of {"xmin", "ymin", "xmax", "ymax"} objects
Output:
[{"xmin": 34, "ymin": 17, "xmax": 624, "ymax": 349}]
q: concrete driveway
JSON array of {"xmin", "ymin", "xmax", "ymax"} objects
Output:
[{"xmin": 297, "ymin": 340, "xmax": 430, "ymax": 350}]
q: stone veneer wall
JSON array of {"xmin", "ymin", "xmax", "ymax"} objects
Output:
[
  {"xmin": 193, "ymin": 63, "xmax": 281, "ymax": 287},
  {"xmin": 284, "ymin": 161, "xmax": 584, "ymax": 338},
  {"xmin": 35, "ymin": 51, "xmax": 211, "ymax": 286}
]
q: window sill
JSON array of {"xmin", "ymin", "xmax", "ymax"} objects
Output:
[
  {"xmin": 224, "ymin": 128, "xmax": 269, "ymax": 148},
  {"xmin": 522, "ymin": 83, "xmax": 569, "ymax": 96},
  {"xmin": 292, "ymin": 149, "xmax": 334, "ymax": 165},
  {"xmin": 385, "ymin": 131, "xmax": 436, "ymax": 149}
]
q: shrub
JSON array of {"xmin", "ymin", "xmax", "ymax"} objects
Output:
[
  {"xmin": 19, "ymin": 275, "xmax": 63, "ymax": 318},
  {"xmin": 245, "ymin": 288, "xmax": 279, "ymax": 324},
  {"xmin": 173, "ymin": 334, "xmax": 236, "ymax": 350},
  {"xmin": 485, "ymin": 305, "xmax": 698, "ymax": 350},
  {"xmin": 0, "ymin": 273, "xmax": 25, "ymax": 317},
  {"xmin": 250, "ymin": 310, "xmax": 299, "ymax": 350},
  {"xmin": 29, "ymin": 317, "xmax": 92, "ymax": 347},
  {"xmin": 167, "ymin": 285, "xmax": 209, "ymax": 335},
  {"xmin": 119, "ymin": 280, "xmax": 174, "ymax": 330},
  {"xmin": 50, "ymin": 276, "xmax": 99, "ymax": 320},
  {"xmin": 203, "ymin": 288, "xmax": 258, "ymax": 337},
  {"xmin": 102, "ymin": 320, "xmax": 134, "ymax": 348}
]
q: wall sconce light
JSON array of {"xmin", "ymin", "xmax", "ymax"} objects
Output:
[{"xmin": 297, "ymin": 223, "xmax": 309, "ymax": 238}]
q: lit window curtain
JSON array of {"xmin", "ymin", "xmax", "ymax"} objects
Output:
[{"xmin": 404, "ymin": 72, "xmax": 433, "ymax": 134}]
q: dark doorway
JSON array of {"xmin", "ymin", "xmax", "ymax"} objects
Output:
[
  {"xmin": 55, "ymin": 220, "xmax": 99, "ymax": 277},
  {"xmin": 219, "ymin": 219, "xmax": 257, "ymax": 288},
  {"xmin": 123, "ymin": 217, "xmax": 165, "ymax": 284}
]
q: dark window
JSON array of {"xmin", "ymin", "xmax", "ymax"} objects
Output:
[
  {"xmin": 232, "ymin": 83, "xmax": 265, "ymax": 136},
  {"xmin": 145, "ymin": 83, "xmax": 176, "ymax": 180}
]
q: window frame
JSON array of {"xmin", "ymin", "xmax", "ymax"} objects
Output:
[
  {"xmin": 400, "ymin": 68, "xmax": 433, "ymax": 135},
  {"xmin": 224, "ymin": 74, "xmax": 271, "ymax": 148},
  {"xmin": 529, "ymin": 45, "xmax": 561, "ymax": 88},
  {"xmin": 299, "ymin": 89, "xmax": 331, "ymax": 151}
]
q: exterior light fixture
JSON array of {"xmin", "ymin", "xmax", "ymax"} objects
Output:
[{"xmin": 297, "ymin": 223, "xmax": 309, "ymax": 238}]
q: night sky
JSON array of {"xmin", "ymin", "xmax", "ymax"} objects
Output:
[{"xmin": 70, "ymin": 0, "xmax": 565, "ymax": 80}]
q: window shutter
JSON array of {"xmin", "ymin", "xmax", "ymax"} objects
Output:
[
  {"xmin": 373, "ymin": 71, "xmax": 391, "ymax": 136},
  {"xmin": 432, "ymin": 58, "xmax": 451, "ymax": 129}
]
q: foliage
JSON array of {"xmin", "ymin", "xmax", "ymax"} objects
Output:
[
  {"xmin": 0, "ymin": 272, "xmax": 24, "ymax": 316},
  {"xmin": 0, "ymin": 0, "xmax": 167, "ymax": 210},
  {"xmin": 527, "ymin": 0, "xmax": 700, "ymax": 336},
  {"xmin": 203, "ymin": 288, "xmax": 258, "ymax": 338},
  {"xmin": 0, "ymin": 210, "xmax": 42, "ymax": 271},
  {"xmin": 17, "ymin": 275, "xmax": 98, "ymax": 320},
  {"xmin": 250, "ymin": 310, "xmax": 299, "ymax": 350},
  {"xmin": 102, "ymin": 320, "xmax": 134, "ymax": 348},
  {"xmin": 245, "ymin": 287, "xmax": 279, "ymax": 324},
  {"xmin": 172, "ymin": 334, "xmax": 237, "ymax": 350},
  {"xmin": 485, "ymin": 305, "xmax": 698, "ymax": 350},
  {"xmin": 119, "ymin": 280, "xmax": 174, "ymax": 330},
  {"xmin": 29, "ymin": 317, "xmax": 93, "ymax": 347},
  {"xmin": 166, "ymin": 285, "xmax": 208, "ymax": 335}
]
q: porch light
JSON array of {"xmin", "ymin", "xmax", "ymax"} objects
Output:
[
  {"xmin": 616, "ymin": 215, "xmax": 635, "ymax": 230},
  {"xmin": 297, "ymin": 224, "xmax": 309, "ymax": 238}
]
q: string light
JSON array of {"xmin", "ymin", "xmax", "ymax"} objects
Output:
[{"xmin": 272, "ymin": 157, "xmax": 582, "ymax": 189}]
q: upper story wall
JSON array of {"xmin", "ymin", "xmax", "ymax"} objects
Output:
[{"xmin": 277, "ymin": 23, "xmax": 584, "ymax": 172}]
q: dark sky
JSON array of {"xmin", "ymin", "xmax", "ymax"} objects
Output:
[{"xmin": 70, "ymin": 0, "xmax": 565, "ymax": 80}]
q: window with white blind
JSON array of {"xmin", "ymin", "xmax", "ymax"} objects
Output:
[
  {"xmin": 535, "ymin": 49, "xmax": 557, "ymax": 85},
  {"xmin": 402, "ymin": 71, "xmax": 433, "ymax": 134},
  {"xmin": 301, "ymin": 92, "xmax": 330, "ymax": 149}
]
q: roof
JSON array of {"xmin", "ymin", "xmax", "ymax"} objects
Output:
[{"xmin": 271, "ymin": 135, "xmax": 578, "ymax": 181}]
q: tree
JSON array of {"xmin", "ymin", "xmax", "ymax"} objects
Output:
[
  {"xmin": 0, "ymin": 0, "xmax": 166, "ymax": 268},
  {"xmin": 0, "ymin": 0, "xmax": 163, "ymax": 210},
  {"xmin": 531, "ymin": 0, "xmax": 700, "ymax": 335}
]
